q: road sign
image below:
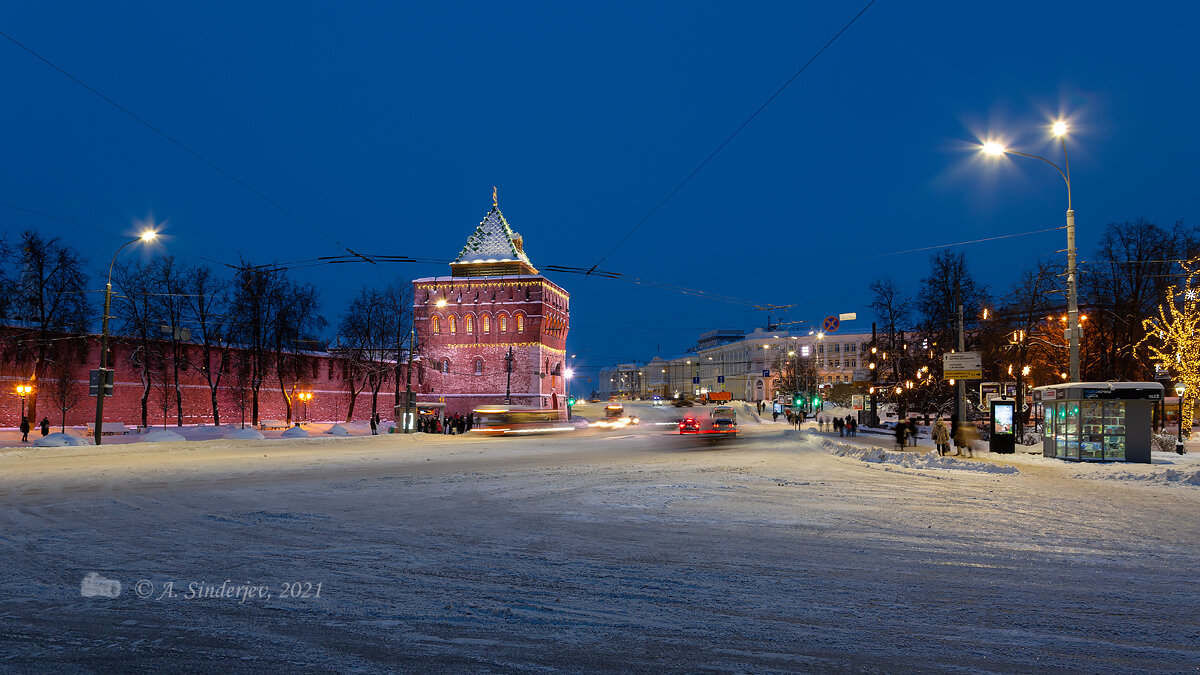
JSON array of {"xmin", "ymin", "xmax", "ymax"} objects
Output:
[
  {"xmin": 943, "ymin": 352, "xmax": 982, "ymax": 380},
  {"xmin": 851, "ymin": 394, "xmax": 864, "ymax": 410},
  {"xmin": 717, "ymin": 375, "xmax": 724, "ymax": 383},
  {"xmin": 838, "ymin": 312, "xmax": 857, "ymax": 321},
  {"xmin": 88, "ymin": 369, "xmax": 114, "ymax": 397},
  {"xmin": 851, "ymin": 369, "xmax": 871, "ymax": 384},
  {"xmin": 692, "ymin": 377, "xmax": 700, "ymax": 384},
  {"xmin": 823, "ymin": 316, "xmax": 840, "ymax": 332},
  {"xmin": 762, "ymin": 370, "xmax": 770, "ymax": 377}
]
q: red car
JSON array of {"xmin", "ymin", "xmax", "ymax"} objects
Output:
[{"xmin": 679, "ymin": 417, "xmax": 701, "ymax": 434}]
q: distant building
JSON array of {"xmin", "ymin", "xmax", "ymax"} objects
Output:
[
  {"xmin": 600, "ymin": 327, "xmax": 874, "ymax": 402},
  {"xmin": 412, "ymin": 195, "xmax": 569, "ymax": 416}
]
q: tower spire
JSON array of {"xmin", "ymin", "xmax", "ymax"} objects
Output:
[{"xmin": 492, "ymin": 185, "xmax": 498, "ymax": 209}]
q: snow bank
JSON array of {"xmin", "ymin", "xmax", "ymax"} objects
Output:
[
  {"xmin": 281, "ymin": 426, "xmax": 309, "ymax": 438},
  {"xmin": 32, "ymin": 432, "xmax": 89, "ymax": 447},
  {"xmin": 824, "ymin": 440, "xmax": 1019, "ymax": 474},
  {"xmin": 140, "ymin": 430, "xmax": 186, "ymax": 443},
  {"xmin": 325, "ymin": 424, "xmax": 350, "ymax": 436},
  {"xmin": 225, "ymin": 427, "xmax": 265, "ymax": 440},
  {"xmin": 1085, "ymin": 468, "xmax": 1200, "ymax": 486}
]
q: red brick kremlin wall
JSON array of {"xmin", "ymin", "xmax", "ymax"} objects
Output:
[{"xmin": 0, "ymin": 331, "xmax": 402, "ymax": 428}]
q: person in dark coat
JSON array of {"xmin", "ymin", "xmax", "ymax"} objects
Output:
[
  {"xmin": 40, "ymin": 417, "xmax": 50, "ymax": 436},
  {"xmin": 894, "ymin": 421, "xmax": 906, "ymax": 450},
  {"xmin": 19, "ymin": 416, "xmax": 30, "ymax": 442},
  {"xmin": 370, "ymin": 414, "xmax": 378, "ymax": 435},
  {"xmin": 906, "ymin": 418, "xmax": 919, "ymax": 447}
]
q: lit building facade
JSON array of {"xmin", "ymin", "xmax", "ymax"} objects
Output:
[{"xmin": 413, "ymin": 198, "xmax": 569, "ymax": 416}]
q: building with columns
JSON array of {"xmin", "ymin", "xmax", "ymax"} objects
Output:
[{"xmin": 412, "ymin": 197, "xmax": 569, "ymax": 417}]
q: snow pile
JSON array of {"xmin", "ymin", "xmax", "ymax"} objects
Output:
[
  {"xmin": 824, "ymin": 440, "xmax": 1019, "ymax": 474},
  {"xmin": 325, "ymin": 424, "xmax": 350, "ymax": 436},
  {"xmin": 225, "ymin": 427, "xmax": 265, "ymax": 440},
  {"xmin": 32, "ymin": 432, "xmax": 89, "ymax": 447},
  {"xmin": 280, "ymin": 425, "xmax": 309, "ymax": 438},
  {"xmin": 140, "ymin": 430, "xmax": 186, "ymax": 443},
  {"xmin": 1076, "ymin": 467, "xmax": 1200, "ymax": 487}
]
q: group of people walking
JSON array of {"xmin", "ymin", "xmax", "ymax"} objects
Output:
[
  {"xmin": 812, "ymin": 414, "xmax": 857, "ymax": 437},
  {"xmin": 18, "ymin": 416, "xmax": 50, "ymax": 442},
  {"xmin": 416, "ymin": 413, "xmax": 473, "ymax": 435},
  {"xmin": 933, "ymin": 417, "xmax": 977, "ymax": 457}
]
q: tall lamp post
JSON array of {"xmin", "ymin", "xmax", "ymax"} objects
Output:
[
  {"xmin": 17, "ymin": 384, "xmax": 32, "ymax": 421},
  {"xmin": 94, "ymin": 230, "xmax": 157, "ymax": 446},
  {"xmin": 564, "ymin": 366, "xmax": 574, "ymax": 420},
  {"xmin": 297, "ymin": 392, "xmax": 312, "ymax": 423},
  {"xmin": 1175, "ymin": 383, "xmax": 1186, "ymax": 454},
  {"xmin": 982, "ymin": 120, "xmax": 1079, "ymax": 380}
]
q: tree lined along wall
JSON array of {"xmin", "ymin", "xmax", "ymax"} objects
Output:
[{"xmin": 0, "ymin": 228, "xmax": 414, "ymax": 428}]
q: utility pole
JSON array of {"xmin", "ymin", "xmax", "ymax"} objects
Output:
[
  {"xmin": 954, "ymin": 279, "xmax": 965, "ymax": 433},
  {"xmin": 403, "ymin": 326, "xmax": 415, "ymax": 433},
  {"xmin": 869, "ymin": 322, "xmax": 879, "ymax": 427},
  {"xmin": 505, "ymin": 346, "xmax": 514, "ymax": 405},
  {"xmin": 1066, "ymin": 207, "xmax": 1080, "ymax": 381}
]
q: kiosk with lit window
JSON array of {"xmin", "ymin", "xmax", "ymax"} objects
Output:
[{"xmin": 1032, "ymin": 382, "xmax": 1163, "ymax": 463}]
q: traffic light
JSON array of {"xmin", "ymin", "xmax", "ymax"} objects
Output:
[
  {"xmin": 812, "ymin": 395, "xmax": 821, "ymax": 408},
  {"xmin": 567, "ymin": 396, "xmax": 576, "ymax": 407},
  {"xmin": 793, "ymin": 395, "xmax": 802, "ymax": 406}
]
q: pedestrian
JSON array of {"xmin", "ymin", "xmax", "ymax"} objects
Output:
[
  {"xmin": 933, "ymin": 418, "xmax": 950, "ymax": 456},
  {"xmin": 771, "ymin": 409, "xmax": 779, "ymax": 422},
  {"xmin": 894, "ymin": 421, "xmax": 906, "ymax": 451},
  {"xmin": 40, "ymin": 417, "xmax": 50, "ymax": 437},
  {"xmin": 835, "ymin": 416, "xmax": 844, "ymax": 437},
  {"xmin": 370, "ymin": 413, "xmax": 378, "ymax": 435},
  {"xmin": 953, "ymin": 422, "xmax": 977, "ymax": 457},
  {"xmin": 848, "ymin": 417, "xmax": 857, "ymax": 437},
  {"xmin": 20, "ymin": 416, "xmax": 30, "ymax": 442},
  {"xmin": 907, "ymin": 418, "xmax": 919, "ymax": 447}
]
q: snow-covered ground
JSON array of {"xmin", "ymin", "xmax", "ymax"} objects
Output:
[{"xmin": 1, "ymin": 401, "xmax": 1197, "ymax": 672}]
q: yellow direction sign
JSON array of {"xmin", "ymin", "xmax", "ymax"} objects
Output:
[{"xmin": 943, "ymin": 351, "xmax": 982, "ymax": 380}]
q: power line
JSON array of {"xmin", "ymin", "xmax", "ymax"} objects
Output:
[
  {"xmin": 0, "ymin": 29, "xmax": 348, "ymax": 251},
  {"xmin": 860, "ymin": 226, "xmax": 1067, "ymax": 259},
  {"xmin": 586, "ymin": 0, "xmax": 877, "ymax": 274}
]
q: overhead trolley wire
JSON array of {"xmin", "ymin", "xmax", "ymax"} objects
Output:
[
  {"xmin": 585, "ymin": 0, "xmax": 877, "ymax": 275},
  {"xmin": 0, "ymin": 30, "xmax": 354, "ymax": 256}
]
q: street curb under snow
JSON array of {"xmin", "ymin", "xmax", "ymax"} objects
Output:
[{"xmin": 820, "ymin": 436, "xmax": 1019, "ymax": 475}]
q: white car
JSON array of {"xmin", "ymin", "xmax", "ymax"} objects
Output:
[{"xmin": 651, "ymin": 397, "xmax": 663, "ymax": 407}]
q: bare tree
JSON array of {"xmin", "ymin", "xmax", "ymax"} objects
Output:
[
  {"xmin": 228, "ymin": 261, "xmax": 280, "ymax": 426},
  {"xmin": 270, "ymin": 279, "xmax": 326, "ymax": 423},
  {"xmin": 339, "ymin": 286, "xmax": 396, "ymax": 422},
  {"xmin": 113, "ymin": 260, "xmax": 162, "ymax": 428},
  {"xmin": 182, "ymin": 264, "xmax": 231, "ymax": 425},
  {"xmin": 152, "ymin": 256, "xmax": 188, "ymax": 426},
  {"xmin": 48, "ymin": 347, "xmax": 85, "ymax": 432},
  {"xmin": 8, "ymin": 230, "xmax": 91, "ymax": 422}
]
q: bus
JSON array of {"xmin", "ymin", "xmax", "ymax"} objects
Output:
[{"xmin": 471, "ymin": 407, "xmax": 574, "ymax": 436}]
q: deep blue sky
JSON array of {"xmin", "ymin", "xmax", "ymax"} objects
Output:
[{"xmin": 2, "ymin": 2, "xmax": 1198, "ymax": 384}]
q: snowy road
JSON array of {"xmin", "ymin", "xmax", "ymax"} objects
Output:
[{"xmin": 1, "ymin": 409, "xmax": 1198, "ymax": 673}]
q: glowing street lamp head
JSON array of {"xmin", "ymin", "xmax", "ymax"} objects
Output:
[
  {"xmin": 1052, "ymin": 121, "xmax": 1068, "ymax": 137},
  {"xmin": 435, "ymin": 299, "xmax": 447, "ymax": 308},
  {"xmin": 564, "ymin": 368, "xmax": 574, "ymax": 379},
  {"xmin": 139, "ymin": 230, "xmax": 157, "ymax": 242},
  {"xmin": 982, "ymin": 141, "xmax": 1007, "ymax": 156}
]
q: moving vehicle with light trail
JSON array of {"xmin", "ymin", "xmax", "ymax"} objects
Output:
[
  {"xmin": 471, "ymin": 407, "xmax": 574, "ymax": 435},
  {"xmin": 591, "ymin": 403, "xmax": 639, "ymax": 429}
]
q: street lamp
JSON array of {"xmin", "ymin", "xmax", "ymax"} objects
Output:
[
  {"xmin": 564, "ymin": 367, "xmax": 574, "ymax": 420},
  {"xmin": 297, "ymin": 392, "xmax": 312, "ymax": 423},
  {"xmin": 94, "ymin": 229, "xmax": 157, "ymax": 446},
  {"xmin": 981, "ymin": 120, "xmax": 1080, "ymax": 381},
  {"xmin": 1175, "ymin": 383, "xmax": 1186, "ymax": 454},
  {"xmin": 16, "ymin": 384, "xmax": 32, "ymax": 421}
]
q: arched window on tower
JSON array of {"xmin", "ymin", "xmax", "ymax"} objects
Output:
[
  {"xmin": 465, "ymin": 315, "xmax": 474, "ymax": 334},
  {"xmin": 482, "ymin": 314, "xmax": 490, "ymax": 333},
  {"xmin": 431, "ymin": 315, "xmax": 441, "ymax": 334},
  {"xmin": 499, "ymin": 315, "xmax": 508, "ymax": 333},
  {"xmin": 474, "ymin": 358, "xmax": 484, "ymax": 375},
  {"xmin": 449, "ymin": 315, "xmax": 457, "ymax": 334},
  {"xmin": 441, "ymin": 359, "xmax": 451, "ymax": 374},
  {"xmin": 516, "ymin": 314, "xmax": 524, "ymax": 332}
]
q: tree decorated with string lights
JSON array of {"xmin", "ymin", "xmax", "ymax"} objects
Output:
[{"xmin": 1138, "ymin": 257, "xmax": 1200, "ymax": 436}]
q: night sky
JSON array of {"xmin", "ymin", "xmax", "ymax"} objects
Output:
[{"xmin": 2, "ymin": 2, "xmax": 1197, "ymax": 385}]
